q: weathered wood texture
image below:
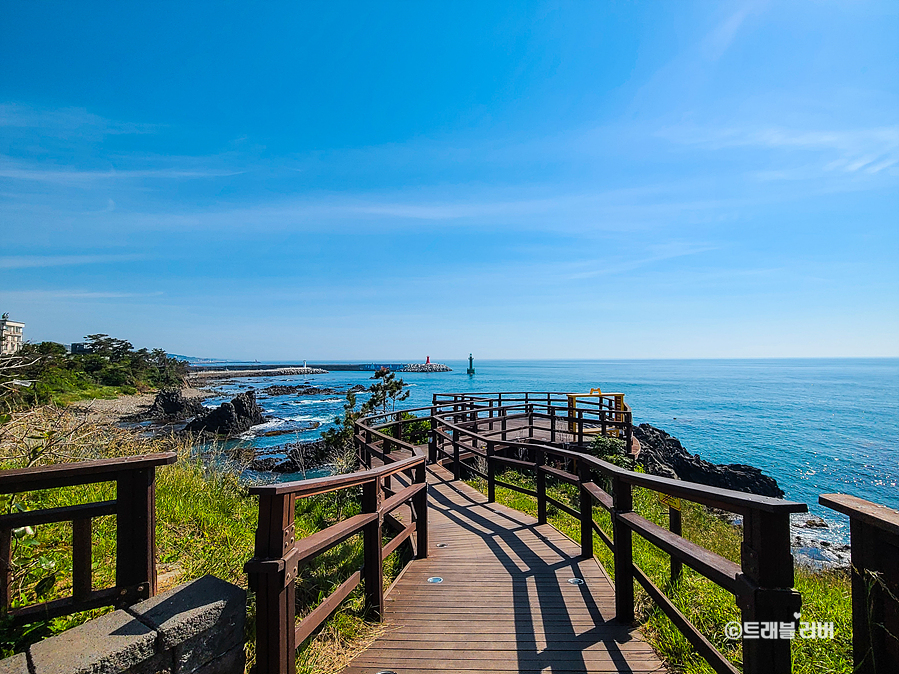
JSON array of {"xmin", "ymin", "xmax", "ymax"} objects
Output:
[
  {"xmin": 343, "ymin": 465, "xmax": 665, "ymax": 674},
  {"xmin": 820, "ymin": 493, "xmax": 899, "ymax": 674}
]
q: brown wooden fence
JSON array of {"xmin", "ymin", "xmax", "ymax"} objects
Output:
[
  {"xmin": 0, "ymin": 453, "xmax": 176, "ymax": 624},
  {"xmin": 245, "ymin": 453, "xmax": 428, "ymax": 674}
]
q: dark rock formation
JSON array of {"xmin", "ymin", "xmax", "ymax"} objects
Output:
[
  {"xmin": 148, "ymin": 389, "xmax": 206, "ymax": 419},
  {"xmin": 349, "ymin": 384, "xmax": 366, "ymax": 393},
  {"xmin": 634, "ymin": 423, "xmax": 784, "ymax": 498},
  {"xmin": 258, "ymin": 384, "xmax": 340, "ymax": 397},
  {"xmin": 184, "ymin": 390, "xmax": 265, "ymax": 437},
  {"xmin": 248, "ymin": 440, "xmax": 330, "ymax": 473}
]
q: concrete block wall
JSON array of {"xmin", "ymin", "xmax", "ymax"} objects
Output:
[{"xmin": 1, "ymin": 576, "xmax": 245, "ymax": 674}]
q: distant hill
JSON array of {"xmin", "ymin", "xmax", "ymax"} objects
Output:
[{"xmin": 167, "ymin": 354, "xmax": 235, "ymax": 364}]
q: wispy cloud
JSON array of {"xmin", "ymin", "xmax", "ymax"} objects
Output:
[
  {"xmin": 566, "ymin": 242, "xmax": 720, "ymax": 280},
  {"xmin": 0, "ymin": 289, "xmax": 164, "ymax": 301},
  {"xmin": 0, "ymin": 254, "xmax": 146, "ymax": 269},
  {"xmin": 703, "ymin": 5, "xmax": 757, "ymax": 60},
  {"xmin": 661, "ymin": 124, "xmax": 899, "ymax": 178},
  {"xmin": 0, "ymin": 156, "xmax": 240, "ymax": 184},
  {"xmin": 0, "ymin": 103, "xmax": 160, "ymax": 137}
]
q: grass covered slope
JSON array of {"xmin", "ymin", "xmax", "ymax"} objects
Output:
[
  {"xmin": 0, "ymin": 407, "xmax": 405, "ymax": 674},
  {"xmin": 465, "ymin": 467, "xmax": 851, "ymax": 674}
]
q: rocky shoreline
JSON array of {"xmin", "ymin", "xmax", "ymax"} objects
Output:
[{"xmin": 632, "ymin": 423, "xmax": 849, "ymax": 567}]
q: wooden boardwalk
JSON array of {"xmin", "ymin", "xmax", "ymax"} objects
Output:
[{"xmin": 345, "ymin": 465, "xmax": 665, "ymax": 674}]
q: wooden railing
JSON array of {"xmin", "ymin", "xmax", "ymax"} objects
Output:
[
  {"xmin": 419, "ymin": 393, "xmax": 807, "ymax": 674},
  {"xmin": 821, "ymin": 493, "xmax": 899, "ymax": 674},
  {"xmin": 0, "ymin": 453, "xmax": 177, "ymax": 624},
  {"xmin": 245, "ymin": 453, "xmax": 428, "ymax": 674},
  {"xmin": 432, "ymin": 390, "xmax": 634, "ymax": 451}
]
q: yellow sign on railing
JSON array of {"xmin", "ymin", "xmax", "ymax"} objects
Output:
[{"xmin": 658, "ymin": 493, "xmax": 682, "ymax": 511}]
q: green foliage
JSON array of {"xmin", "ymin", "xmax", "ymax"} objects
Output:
[
  {"xmin": 0, "ymin": 335, "xmax": 189, "ymax": 412},
  {"xmin": 321, "ymin": 371, "xmax": 411, "ymax": 453},
  {"xmin": 589, "ymin": 434, "xmax": 634, "ymax": 469}
]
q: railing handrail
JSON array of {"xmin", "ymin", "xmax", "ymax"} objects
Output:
[
  {"xmin": 249, "ymin": 453, "xmax": 424, "ymax": 496},
  {"xmin": 431, "ymin": 410, "xmax": 802, "ymax": 514},
  {"xmin": 0, "ymin": 453, "xmax": 177, "ymax": 493}
]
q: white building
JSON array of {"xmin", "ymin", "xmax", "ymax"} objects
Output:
[{"xmin": 0, "ymin": 315, "xmax": 24, "ymax": 355}]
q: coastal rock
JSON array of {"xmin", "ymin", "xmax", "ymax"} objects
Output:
[
  {"xmin": 634, "ymin": 423, "xmax": 784, "ymax": 498},
  {"xmin": 184, "ymin": 390, "xmax": 265, "ymax": 437},
  {"xmin": 258, "ymin": 384, "xmax": 340, "ymax": 397},
  {"xmin": 248, "ymin": 440, "xmax": 330, "ymax": 473},
  {"xmin": 801, "ymin": 517, "xmax": 829, "ymax": 528},
  {"xmin": 146, "ymin": 389, "xmax": 206, "ymax": 420}
]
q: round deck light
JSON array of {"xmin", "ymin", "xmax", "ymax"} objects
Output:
[
  {"xmin": 567, "ymin": 578, "xmax": 585, "ymax": 585},
  {"xmin": 427, "ymin": 576, "xmax": 444, "ymax": 583},
  {"xmin": 436, "ymin": 543, "xmax": 448, "ymax": 548}
]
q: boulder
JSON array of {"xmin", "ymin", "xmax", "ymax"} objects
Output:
[
  {"xmin": 184, "ymin": 391, "xmax": 264, "ymax": 437},
  {"xmin": 144, "ymin": 389, "xmax": 206, "ymax": 420},
  {"xmin": 634, "ymin": 424, "xmax": 784, "ymax": 498}
]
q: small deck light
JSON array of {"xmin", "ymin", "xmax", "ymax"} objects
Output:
[
  {"xmin": 567, "ymin": 578, "xmax": 585, "ymax": 585},
  {"xmin": 427, "ymin": 576, "xmax": 444, "ymax": 583},
  {"xmin": 436, "ymin": 543, "xmax": 448, "ymax": 548}
]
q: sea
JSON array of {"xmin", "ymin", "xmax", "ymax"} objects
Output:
[{"xmin": 201, "ymin": 358, "xmax": 899, "ymax": 555}]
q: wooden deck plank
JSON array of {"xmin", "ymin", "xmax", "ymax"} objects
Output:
[{"xmin": 342, "ymin": 465, "xmax": 665, "ymax": 673}]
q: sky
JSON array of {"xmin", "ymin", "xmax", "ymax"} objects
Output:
[{"xmin": 0, "ymin": 1, "xmax": 897, "ymax": 360}]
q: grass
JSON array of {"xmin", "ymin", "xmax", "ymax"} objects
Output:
[
  {"xmin": 0, "ymin": 406, "xmax": 410, "ymax": 674},
  {"xmin": 466, "ymin": 468, "xmax": 852, "ymax": 674}
]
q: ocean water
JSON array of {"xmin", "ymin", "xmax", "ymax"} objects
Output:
[{"xmin": 204, "ymin": 358, "xmax": 899, "ymax": 547}]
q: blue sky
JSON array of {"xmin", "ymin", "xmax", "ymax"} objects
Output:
[{"xmin": 1, "ymin": 1, "xmax": 897, "ymax": 359}]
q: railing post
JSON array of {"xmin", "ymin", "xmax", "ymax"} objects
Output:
[
  {"xmin": 501, "ymin": 408, "xmax": 507, "ymax": 441},
  {"xmin": 72, "ymin": 517, "xmax": 92, "ymax": 602},
  {"xmin": 428, "ymin": 426, "xmax": 437, "ymax": 464},
  {"xmin": 625, "ymin": 411, "xmax": 633, "ymax": 454},
  {"xmin": 528, "ymin": 404, "xmax": 534, "ymax": 438},
  {"xmin": 452, "ymin": 428, "xmax": 461, "ymax": 480},
  {"xmin": 0, "ymin": 528, "xmax": 10, "ymax": 613},
  {"xmin": 486, "ymin": 441, "xmax": 496, "ymax": 503},
  {"xmin": 365, "ymin": 429, "xmax": 373, "ymax": 468},
  {"xmin": 819, "ymin": 495, "xmax": 899, "ymax": 674},
  {"xmin": 577, "ymin": 409, "xmax": 584, "ymax": 446},
  {"xmin": 536, "ymin": 448, "xmax": 547, "ymax": 525},
  {"xmin": 578, "ymin": 461, "xmax": 593, "ymax": 559},
  {"xmin": 550, "ymin": 407, "xmax": 556, "ymax": 443},
  {"xmin": 488, "ymin": 400, "xmax": 494, "ymax": 432},
  {"xmin": 115, "ymin": 467, "xmax": 156, "ymax": 603},
  {"xmin": 669, "ymin": 505, "xmax": 683, "ymax": 582},
  {"xmin": 612, "ymin": 475, "xmax": 634, "ymax": 623},
  {"xmin": 601, "ymin": 410, "xmax": 607, "ymax": 438},
  {"xmin": 740, "ymin": 510, "xmax": 800, "ymax": 674},
  {"xmin": 252, "ymin": 493, "xmax": 297, "ymax": 674},
  {"xmin": 414, "ymin": 462, "xmax": 429, "ymax": 559},
  {"xmin": 362, "ymin": 476, "xmax": 384, "ymax": 620}
]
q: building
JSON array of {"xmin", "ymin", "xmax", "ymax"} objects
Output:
[{"xmin": 0, "ymin": 315, "xmax": 24, "ymax": 355}]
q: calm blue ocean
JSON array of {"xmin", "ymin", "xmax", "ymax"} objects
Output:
[{"xmin": 206, "ymin": 358, "xmax": 899, "ymax": 548}]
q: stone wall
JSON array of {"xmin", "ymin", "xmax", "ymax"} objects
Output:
[{"xmin": 2, "ymin": 576, "xmax": 245, "ymax": 674}]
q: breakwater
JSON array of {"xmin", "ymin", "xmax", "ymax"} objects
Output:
[{"xmin": 188, "ymin": 362, "xmax": 452, "ymax": 374}]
